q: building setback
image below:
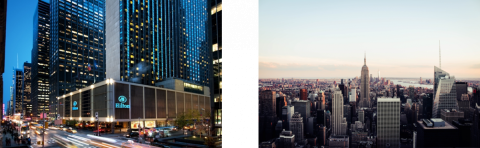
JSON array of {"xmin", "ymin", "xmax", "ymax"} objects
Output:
[
  {"xmin": 49, "ymin": 0, "xmax": 107, "ymax": 119},
  {"xmin": 32, "ymin": 0, "xmax": 50, "ymax": 118}
]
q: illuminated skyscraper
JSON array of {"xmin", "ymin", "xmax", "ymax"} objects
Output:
[
  {"xmin": 106, "ymin": 0, "xmax": 210, "ymax": 88},
  {"xmin": 49, "ymin": 0, "xmax": 107, "ymax": 118},
  {"xmin": 360, "ymin": 54, "xmax": 370, "ymax": 108},
  {"xmin": 23, "ymin": 62, "xmax": 32, "ymax": 117},
  {"xmin": 211, "ymin": 0, "xmax": 222, "ymax": 136},
  {"xmin": 432, "ymin": 66, "xmax": 459, "ymax": 118},
  {"xmin": 32, "ymin": 0, "xmax": 50, "ymax": 118}
]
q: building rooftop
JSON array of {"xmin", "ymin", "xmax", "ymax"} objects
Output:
[
  {"xmin": 417, "ymin": 119, "xmax": 457, "ymax": 130},
  {"xmin": 378, "ymin": 97, "xmax": 400, "ymax": 102}
]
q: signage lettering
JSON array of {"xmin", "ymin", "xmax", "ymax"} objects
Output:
[
  {"xmin": 116, "ymin": 95, "xmax": 130, "ymax": 108},
  {"xmin": 72, "ymin": 101, "xmax": 78, "ymax": 110}
]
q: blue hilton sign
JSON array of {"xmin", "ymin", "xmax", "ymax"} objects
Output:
[
  {"xmin": 72, "ymin": 101, "xmax": 78, "ymax": 110},
  {"xmin": 116, "ymin": 95, "xmax": 130, "ymax": 108}
]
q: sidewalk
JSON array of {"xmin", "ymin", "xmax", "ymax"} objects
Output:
[{"xmin": 1, "ymin": 129, "xmax": 29, "ymax": 147}]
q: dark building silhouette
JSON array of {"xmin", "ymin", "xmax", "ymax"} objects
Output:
[
  {"xmin": 259, "ymin": 90, "xmax": 277, "ymax": 143},
  {"xmin": 211, "ymin": 0, "xmax": 223, "ymax": 136},
  {"xmin": 472, "ymin": 105, "xmax": 480, "ymax": 147},
  {"xmin": 23, "ymin": 62, "xmax": 32, "ymax": 117},
  {"xmin": 415, "ymin": 119, "xmax": 459, "ymax": 148},
  {"xmin": 0, "ymin": 0, "xmax": 7, "ymax": 120},
  {"xmin": 455, "ymin": 82, "xmax": 467, "ymax": 101},
  {"xmin": 452, "ymin": 119, "xmax": 472, "ymax": 147},
  {"xmin": 276, "ymin": 96, "xmax": 286, "ymax": 118},
  {"xmin": 422, "ymin": 93, "xmax": 433, "ymax": 119}
]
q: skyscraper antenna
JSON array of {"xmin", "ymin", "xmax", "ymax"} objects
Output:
[
  {"xmin": 364, "ymin": 51, "xmax": 366, "ymax": 65},
  {"xmin": 439, "ymin": 40, "xmax": 441, "ymax": 68}
]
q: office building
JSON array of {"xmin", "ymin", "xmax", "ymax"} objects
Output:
[
  {"xmin": 290, "ymin": 112, "xmax": 304, "ymax": 144},
  {"xmin": 422, "ymin": 93, "xmax": 433, "ymax": 119},
  {"xmin": 277, "ymin": 130, "xmax": 295, "ymax": 148},
  {"xmin": 471, "ymin": 104, "xmax": 480, "ymax": 147},
  {"xmin": 319, "ymin": 91, "xmax": 325, "ymax": 110},
  {"xmin": 451, "ymin": 119, "xmax": 472, "ymax": 148},
  {"xmin": 358, "ymin": 109, "xmax": 364, "ymax": 123},
  {"xmin": 360, "ymin": 54, "xmax": 370, "ymax": 108},
  {"xmin": 328, "ymin": 135, "xmax": 349, "ymax": 148},
  {"xmin": 211, "ymin": 0, "xmax": 222, "ymax": 136},
  {"xmin": 260, "ymin": 90, "xmax": 277, "ymax": 142},
  {"xmin": 377, "ymin": 97, "xmax": 400, "ymax": 148},
  {"xmin": 23, "ymin": 62, "xmax": 32, "ymax": 117},
  {"xmin": 50, "ymin": 0, "xmax": 107, "ymax": 119},
  {"xmin": 0, "ymin": 0, "xmax": 6, "ymax": 120},
  {"xmin": 260, "ymin": 90, "xmax": 276, "ymax": 116},
  {"xmin": 276, "ymin": 96, "xmax": 286, "ymax": 118},
  {"xmin": 408, "ymin": 85, "xmax": 414, "ymax": 99},
  {"xmin": 282, "ymin": 105, "xmax": 294, "ymax": 130},
  {"xmin": 300, "ymin": 89, "xmax": 307, "ymax": 100},
  {"xmin": 259, "ymin": 139, "xmax": 276, "ymax": 148},
  {"xmin": 456, "ymin": 82, "xmax": 467, "ymax": 101},
  {"xmin": 291, "ymin": 100, "xmax": 310, "ymax": 129},
  {"xmin": 332, "ymin": 87, "xmax": 347, "ymax": 135},
  {"xmin": 317, "ymin": 125, "xmax": 327, "ymax": 146},
  {"xmin": 458, "ymin": 94, "xmax": 470, "ymax": 112},
  {"xmin": 440, "ymin": 109, "xmax": 463, "ymax": 124},
  {"xmin": 13, "ymin": 69, "xmax": 23, "ymax": 114},
  {"xmin": 32, "ymin": 0, "xmax": 50, "ymax": 118},
  {"xmin": 415, "ymin": 118, "xmax": 459, "ymax": 148},
  {"xmin": 433, "ymin": 66, "xmax": 459, "ymax": 117}
]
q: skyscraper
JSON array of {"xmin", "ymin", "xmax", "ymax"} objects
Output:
[
  {"xmin": 211, "ymin": 0, "xmax": 222, "ymax": 136},
  {"xmin": 49, "ymin": 0, "xmax": 107, "ymax": 118},
  {"xmin": 23, "ymin": 62, "xmax": 32, "ymax": 117},
  {"xmin": 32, "ymin": 0, "xmax": 50, "ymax": 118},
  {"xmin": 377, "ymin": 97, "xmax": 400, "ymax": 148},
  {"xmin": 433, "ymin": 66, "xmax": 459, "ymax": 118},
  {"xmin": 455, "ymin": 82, "xmax": 467, "ymax": 101},
  {"xmin": 332, "ymin": 87, "xmax": 347, "ymax": 135},
  {"xmin": 259, "ymin": 90, "xmax": 277, "ymax": 142},
  {"xmin": 360, "ymin": 54, "xmax": 370, "ymax": 108},
  {"xmin": 13, "ymin": 69, "xmax": 23, "ymax": 114},
  {"xmin": 300, "ymin": 89, "xmax": 307, "ymax": 100},
  {"xmin": 290, "ymin": 112, "xmax": 304, "ymax": 144},
  {"xmin": 105, "ymin": 0, "xmax": 210, "ymax": 87}
]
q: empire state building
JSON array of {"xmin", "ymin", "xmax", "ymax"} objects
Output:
[{"xmin": 360, "ymin": 54, "xmax": 370, "ymax": 108}]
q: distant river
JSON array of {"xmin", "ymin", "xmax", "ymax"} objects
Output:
[
  {"xmin": 390, "ymin": 80, "xmax": 433, "ymax": 89},
  {"xmin": 390, "ymin": 79, "xmax": 473, "ymax": 92}
]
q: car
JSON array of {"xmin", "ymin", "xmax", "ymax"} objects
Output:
[
  {"xmin": 124, "ymin": 132, "xmax": 139, "ymax": 138},
  {"xmin": 93, "ymin": 129, "xmax": 106, "ymax": 133},
  {"xmin": 67, "ymin": 129, "xmax": 77, "ymax": 134}
]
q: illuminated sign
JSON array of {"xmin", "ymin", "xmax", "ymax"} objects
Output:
[
  {"xmin": 72, "ymin": 101, "xmax": 78, "ymax": 110},
  {"xmin": 116, "ymin": 95, "xmax": 130, "ymax": 108},
  {"xmin": 131, "ymin": 121, "xmax": 156, "ymax": 129}
]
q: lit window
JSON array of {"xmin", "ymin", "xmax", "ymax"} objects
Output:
[{"xmin": 212, "ymin": 43, "xmax": 218, "ymax": 52}]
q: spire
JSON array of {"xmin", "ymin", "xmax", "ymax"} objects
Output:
[
  {"xmin": 364, "ymin": 51, "xmax": 366, "ymax": 65},
  {"xmin": 439, "ymin": 40, "xmax": 441, "ymax": 68}
]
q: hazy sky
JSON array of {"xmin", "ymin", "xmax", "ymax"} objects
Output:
[{"xmin": 259, "ymin": 0, "xmax": 480, "ymax": 79}]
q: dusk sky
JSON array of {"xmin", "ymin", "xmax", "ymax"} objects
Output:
[
  {"xmin": 3, "ymin": 0, "xmax": 37, "ymax": 106},
  {"xmin": 259, "ymin": 0, "xmax": 480, "ymax": 79}
]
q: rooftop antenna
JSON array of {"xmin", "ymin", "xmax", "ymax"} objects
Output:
[{"xmin": 439, "ymin": 40, "xmax": 441, "ymax": 68}]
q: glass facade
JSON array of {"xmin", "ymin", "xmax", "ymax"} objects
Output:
[
  {"xmin": 32, "ymin": 0, "xmax": 50, "ymax": 118},
  {"xmin": 211, "ymin": 0, "xmax": 222, "ymax": 136},
  {"xmin": 23, "ymin": 63, "xmax": 32, "ymax": 117},
  {"xmin": 117, "ymin": 0, "xmax": 210, "ymax": 86},
  {"xmin": 13, "ymin": 69, "xmax": 23, "ymax": 114},
  {"xmin": 49, "ymin": 0, "xmax": 106, "ymax": 118}
]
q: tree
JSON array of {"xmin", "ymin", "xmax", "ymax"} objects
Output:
[{"xmin": 204, "ymin": 136, "xmax": 218, "ymax": 148}]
